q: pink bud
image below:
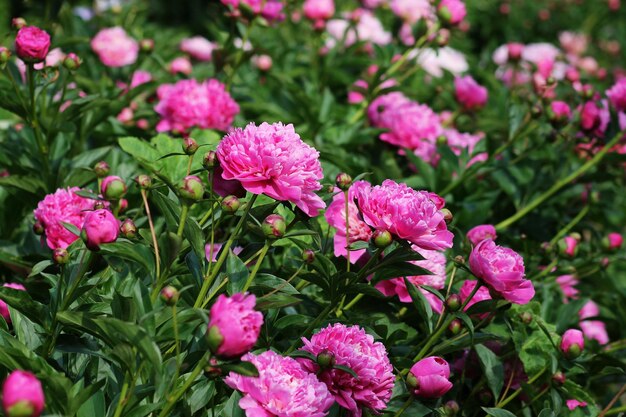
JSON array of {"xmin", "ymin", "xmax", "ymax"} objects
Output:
[
  {"xmin": 208, "ymin": 293, "xmax": 263, "ymax": 357},
  {"xmin": 2, "ymin": 370, "xmax": 45, "ymax": 417},
  {"xmin": 466, "ymin": 224, "xmax": 497, "ymax": 246},
  {"xmin": 560, "ymin": 329, "xmax": 584, "ymax": 358},
  {"xmin": 101, "ymin": 176, "xmax": 127, "ymax": 200},
  {"xmin": 408, "ymin": 356, "xmax": 453, "ymax": 398},
  {"xmin": 605, "ymin": 232, "xmax": 623, "ymax": 250},
  {"xmin": 454, "ymin": 75, "xmax": 488, "ymax": 111},
  {"xmin": 81, "ymin": 209, "xmax": 119, "ymax": 250},
  {"xmin": 15, "ymin": 26, "xmax": 51, "ymax": 63},
  {"xmin": 507, "ymin": 42, "xmax": 524, "ymax": 61}
]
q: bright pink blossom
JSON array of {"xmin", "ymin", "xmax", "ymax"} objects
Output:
[
  {"xmin": 354, "ymin": 180, "xmax": 453, "ymax": 251},
  {"xmin": 0, "ymin": 283, "xmax": 26, "ymax": 324},
  {"xmin": 606, "ymin": 232, "xmax": 623, "ymax": 249},
  {"xmin": 91, "ymin": 27, "xmax": 138, "ymax": 67},
  {"xmin": 225, "ymin": 350, "xmax": 334, "ymax": 417},
  {"xmin": 438, "ymin": 0, "xmax": 467, "ymax": 25},
  {"xmin": 180, "ymin": 36, "xmax": 215, "ymax": 61},
  {"xmin": 2, "ymin": 370, "xmax": 45, "ymax": 417},
  {"xmin": 82, "ymin": 209, "xmax": 119, "ymax": 250},
  {"xmin": 300, "ymin": 323, "xmax": 394, "ymax": 416},
  {"xmin": 607, "ymin": 79, "xmax": 626, "ymax": 112},
  {"xmin": 566, "ymin": 399, "xmax": 588, "ymax": 411},
  {"xmin": 561, "ymin": 235, "xmax": 578, "ymax": 257},
  {"xmin": 303, "ymin": 0, "xmax": 335, "ymax": 22},
  {"xmin": 459, "ymin": 280, "xmax": 492, "ymax": 317},
  {"xmin": 221, "ymin": 0, "xmax": 285, "ymax": 21},
  {"xmin": 155, "ymin": 79, "xmax": 239, "ymax": 133},
  {"xmin": 560, "ymin": 329, "xmax": 584, "ymax": 354},
  {"xmin": 466, "ymin": 224, "xmax": 497, "ymax": 246},
  {"xmin": 469, "ymin": 239, "xmax": 534, "ymax": 304},
  {"xmin": 579, "ymin": 301, "xmax": 609, "ymax": 344},
  {"xmin": 34, "ymin": 187, "xmax": 100, "ymax": 250},
  {"xmin": 15, "ymin": 26, "xmax": 50, "ymax": 63},
  {"xmin": 211, "ymin": 165, "xmax": 246, "ymax": 198},
  {"xmin": 409, "ymin": 356, "xmax": 453, "ymax": 398},
  {"xmin": 216, "ymin": 122, "xmax": 325, "ymax": 217},
  {"xmin": 551, "ymin": 101, "xmax": 572, "ymax": 120},
  {"xmin": 208, "ymin": 293, "xmax": 263, "ymax": 357}
]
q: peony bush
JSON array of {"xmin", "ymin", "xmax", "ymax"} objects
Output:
[{"xmin": 0, "ymin": 1, "xmax": 625, "ymax": 417}]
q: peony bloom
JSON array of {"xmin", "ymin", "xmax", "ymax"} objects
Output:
[
  {"xmin": 354, "ymin": 180, "xmax": 453, "ymax": 251},
  {"xmin": 0, "ymin": 283, "xmax": 26, "ymax": 324},
  {"xmin": 605, "ymin": 232, "xmax": 623, "ymax": 250},
  {"xmin": 208, "ymin": 293, "xmax": 263, "ymax": 357},
  {"xmin": 559, "ymin": 31, "xmax": 587, "ymax": 56},
  {"xmin": 560, "ymin": 235, "xmax": 578, "ymax": 257},
  {"xmin": 607, "ymin": 79, "xmax": 626, "ymax": 112},
  {"xmin": 303, "ymin": 0, "xmax": 335, "ymax": 22},
  {"xmin": 300, "ymin": 323, "xmax": 394, "ymax": 416},
  {"xmin": 15, "ymin": 26, "xmax": 50, "ymax": 63},
  {"xmin": 180, "ymin": 36, "xmax": 215, "ymax": 61},
  {"xmin": 578, "ymin": 301, "xmax": 609, "ymax": 344},
  {"xmin": 454, "ymin": 76, "xmax": 488, "ymax": 110},
  {"xmin": 91, "ymin": 27, "xmax": 139, "ymax": 67},
  {"xmin": 211, "ymin": 165, "xmax": 246, "ymax": 198},
  {"xmin": 459, "ymin": 280, "xmax": 492, "ymax": 317},
  {"xmin": 155, "ymin": 79, "xmax": 239, "ymax": 133},
  {"xmin": 560, "ymin": 329, "xmax": 584, "ymax": 357},
  {"xmin": 2, "ymin": 370, "xmax": 45, "ymax": 417},
  {"xmin": 469, "ymin": 239, "xmax": 534, "ymax": 304},
  {"xmin": 326, "ymin": 11, "xmax": 391, "ymax": 48},
  {"xmin": 556, "ymin": 275, "xmax": 579, "ymax": 302},
  {"xmin": 216, "ymin": 122, "xmax": 325, "ymax": 217},
  {"xmin": 566, "ymin": 399, "xmax": 588, "ymax": 411},
  {"xmin": 169, "ymin": 56, "xmax": 193, "ymax": 75},
  {"xmin": 225, "ymin": 350, "xmax": 334, "ymax": 417},
  {"xmin": 550, "ymin": 101, "xmax": 572, "ymax": 121},
  {"xmin": 579, "ymin": 100, "xmax": 610, "ymax": 137},
  {"xmin": 221, "ymin": 0, "xmax": 285, "ymax": 22},
  {"xmin": 390, "ymin": 0, "xmax": 432, "ymax": 24},
  {"xmin": 466, "ymin": 224, "xmax": 497, "ymax": 246},
  {"xmin": 413, "ymin": 47, "xmax": 469, "ymax": 78},
  {"xmin": 325, "ymin": 183, "xmax": 372, "ymax": 262},
  {"xmin": 408, "ymin": 356, "xmax": 453, "ymax": 398},
  {"xmin": 82, "ymin": 209, "xmax": 119, "ymax": 250},
  {"xmin": 438, "ymin": 0, "xmax": 467, "ymax": 25},
  {"xmin": 376, "ymin": 246, "xmax": 446, "ymax": 312},
  {"xmin": 444, "ymin": 128, "xmax": 484, "ymax": 158},
  {"xmin": 34, "ymin": 187, "xmax": 101, "ymax": 250}
]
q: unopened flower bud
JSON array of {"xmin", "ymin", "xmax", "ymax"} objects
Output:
[
  {"xmin": 204, "ymin": 357, "xmax": 222, "ymax": 379},
  {"xmin": 478, "ymin": 390, "xmax": 493, "ymax": 405},
  {"xmin": 135, "ymin": 174, "xmax": 152, "ymax": 189},
  {"xmin": 372, "ymin": 230, "xmax": 392, "ymax": 248},
  {"xmin": 62, "ymin": 52, "xmax": 81, "ymax": 70},
  {"xmin": 262, "ymin": 214, "xmax": 286, "ymax": 239},
  {"xmin": 405, "ymin": 372, "xmax": 419, "ymax": 390},
  {"xmin": 203, "ymin": 151, "xmax": 217, "ymax": 170},
  {"xmin": 520, "ymin": 311, "xmax": 533, "ymax": 324},
  {"xmin": 207, "ymin": 324, "xmax": 225, "ymax": 354},
  {"xmin": 552, "ymin": 371, "xmax": 566, "ymax": 386},
  {"xmin": 182, "ymin": 137, "xmax": 199, "ymax": 155},
  {"xmin": 160, "ymin": 286, "xmax": 179, "ymax": 306},
  {"xmin": 302, "ymin": 249, "xmax": 315, "ymax": 264},
  {"xmin": 2, "ymin": 370, "xmax": 44, "ymax": 417},
  {"xmin": 178, "ymin": 175, "xmax": 204, "ymax": 203},
  {"xmin": 101, "ymin": 176, "xmax": 127, "ymax": 200},
  {"xmin": 316, "ymin": 350, "xmax": 336, "ymax": 368},
  {"xmin": 335, "ymin": 173, "xmax": 352, "ymax": 191},
  {"xmin": 436, "ymin": 29, "xmax": 450, "ymax": 47},
  {"xmin": 139, "ymin": 39, "xmax": 154, "ymax": 53},
  {"xmin": 445, "ymin": 294, "xmax": 462, "ymax": 312},
  {"xmin": 443, "ymin": 400, "xmax": 460, "ymax": 416},
  {"xmin": 603, "ymin": 233, "xmax": 623, "ymax": 251},
  {"xmin": 221, "ymin": 195, "xmax": 240, "ymax": 213},
  {"xmin": 453, "ymin": 255, "xmax": 465, "ymax": 265},
  {"xmin": 52, "ymin": 248, "xmax": 69, "ymax": 264},
  {"xmin": 93, "ymin": 161, "xmax": 110, "ymax": 178},
  {"xmin": 120, "ymin": 218, "xmax": 137, "ymax": 238},
  {"xmin": 33, "ymin": 221, "xmax": 44, "ymax": 235},
  {"xmin": 441, "ymin": 208, "xmax": 453, "ymax": 223},
  {"xmin": 560, "ymin": 329, "xmax": 584, "ymax": 359},
  {"xmin": 11, "ymin": 17, "xmax": 27, "ymax": 30},
  {"xmin": 0, "ymin": 47, "xmax": 11, "ymax": 64},
  {"xmin": 448, "ymin": 319, "xmax": 462, "ymax": 335}
]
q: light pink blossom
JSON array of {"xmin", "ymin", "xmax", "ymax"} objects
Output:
[
  {"xmin": 180, "ymin": 36, "xmax": 216, "ymax": 61},
  {"xmin": 578, "ymin": 301, "xmax": 609, "ymax": 344},
  {"xmin": 466, "ymin": 224, "xmax": 497, "ymax": 246},
  {"xmin": 91, "ymin": 27, "xmax": 139, "ymax": 67}
]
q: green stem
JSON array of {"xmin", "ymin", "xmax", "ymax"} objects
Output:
[
  {"xmin": 495, "ymin": 130, "xmax": 625, "ymax": 231},
  {"xmin": 177, "ymin": 205, "xmax": 190, "ymax": 237},
  {"xmin": 342, "ymin": 293, "xmax": 363, "ymax": 312},
  {"xmin": 495, "ymin": 367, "xmax": 547, "ymax": 408},
  {"xmin": 241, "ymin": 242, "xmax": 271, "ymax": 292},
  {"xmin": 26, "ymin": 64, "xmax": 51, "ymax": 186},
  {"xmin": 605, "ymin": 405, "xmax": 626, "ymax": 416},
  {"xmin": 286, "ymin": 303, "xmax": 333, "ymax": 354},
  {"xmin": 156, "ymin": 354, "xmax": 209, "ymax": 417},
  {"xmin": 142, "ymin": 190, "xmax": 161, "ymax": 301},
  {"xmin": 548, "ymin": 205, "xmax": 590, "ymax": 247},
  {"xmin": 172, "ymin": 305, "xmax": 181, "ymax": 383},
  {"xmin": 112, "ymin": 372, "xmax": 130, "ymax": 417},
  {"xmin": 393, "ymin": 396, "xmax": 415, "ymax": 417}
]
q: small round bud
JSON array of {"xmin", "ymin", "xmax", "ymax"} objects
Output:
[
  {"xmin": 453, "ymin": 255, "xmax": 465, "ymax": 265},
  {"xmin": 33, "ymin": 221, "xmax": 44, "ymax": 235},
  {"xmin": 139, "ymin": 39, "xmax": 155, "ymax": 53},
  {"xmin": 437, "ymin": 6, "xmax": 453, "ymax": 24},
  {"xmin": 117, "ymin": 199, "xmax": 128, "ymax": 214},
  {"xmin": 316, "ymin": 350, "xmax": 336, "ymax": 368},
  {"xmin": 93, "ymin": 161, "xmax": 110, "ymax": 178},
  {"xmin": 567, "ymin": 343, "xmax": 582, "ymax": 358},
  {"xmin": 182, "ymin": 137, "xmax": 199, "ymax": 155},
  {"xmin": 437, "ymin": 135, "xmax": 448, "ymax": 145},
  {"xmin": 335, "ymin": 173, "xmax": 352, "ymax": 191},
  {"xmin": 520, "ymin": 311, "xmax": 533, "ymax": 324},
  {"xmin": 445, "ymin": 294, "xmax": 462, "ymax": 312},
  {"xmin": 160, "ymin": 286, "xmax": 179, "ymax": 306},
  {"xmin": 372, "ymin": 230, "xmax": 393, "ymax": 248},
  {"xmin": 302, "ymin": 249, "xmax": 315, "ymax": 264},
  {"xmin": 441, "ymin": 208, "xmax": 453, "ymax": 223},
  {"xmin": 448, "ymin": 319, "xmax": 462, "ymax": 335},
  {"xmin": 120, "ymin": 218, "xmax": 137, "ymax": 239},
  {"xmin": 552, "ymin": 371, "xmax": 566, "ymax": 386},
  {"xmin": 262, "ymin": 214, "xmax": 286, "ymax": 239},
  {"xmin": 62, "ymin": 52, "xmax": 81, "ymax": 70},
  {"xmin": 0, "ymin": 47, "xmax": 11, "ymax": 64},
  {"xmin": 253, "ymin": 54, "xmax": 273, "ymax": 71},
  {"xmin": 203, "ymin": 151, "xmax": 217, "ymax": 170},
  {"xmin": 52, "ymin": 248, "xmax": 69, "ymax": 264},
  {"xmin": 478, "ymin": 390, "xmax": 493, "ymax": 405},
  {"xmin": 405, "ymin": 373, "xmax": 419, "ymax": 390},
  {"xmin": 207, "ymin": 325, "xmax": 225, "ymax": 354},
  {"xmin": 178, "ymin": 175, "xmax": 205, "ymax": 203},
  {"xmin": 436, "ymin": 29, "xmax": 450, "ymax": 47},
  {"xmin": 12, "ymin": 17, "xmax": 27, "ymax": 30},
  {"xmin": 101, "ymin": 176, "xmax": 127, "ymax": 200},
  {"xmin": 221, "ymin": 195, "xmax": 240, "ymax": 213},
  {"xmin": 443, "ymin": 400, "xmax": 460, "ymax": 416},
  {"xmin": 204, "ymin": 357, "xmax": 222, "ymax": 379},
  {"xmin": 135, "ymin": 174, "xmax": 152, "ymax": 189}
]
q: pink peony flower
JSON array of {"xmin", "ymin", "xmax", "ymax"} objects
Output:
[
  {"xmin": 409, "ymin": 356, "xmax": 453, "ymax": 398},
  {"xmin": 466, "ymin": 224, "xmax": 497, "ymax": 246},
  {"xmin": 438, "ymin": 0, "xmax": 467, "ymax": 25},
  {"xmin": 216, "ymin": 122, "xmax": 325, "ymax": 217},
  {"xmin": 560, "ymin": 329, "xmax": 584, "ymax": 355},
  {"xmin": 550, "ymin": 101, "xmax": 572, "ymax": 121},
  {"xmin": 454, "ymin": 76, "xmax": 488, "ymax": 110},
  {"xmin": 376, "ymin": 246, "xmax": 446, "ymax": 312},
  {"xmin": 91, "ymin": 27, "xmax": 139, "ymax": 67},
  {"xmin": 303, "ymin": 0, "xmax": 335, "ymax": 22},
  {"xmin": 607, "ymin": 79, "xmax": 626, "ymax": 112},
  {"xmin": 221, "ymin": 0, "xmax": 285, "ymax": 22},
  {"xmin": 225, "ymin": 350, "xmax": 334, "ymax": 417},
  {"xmin": 15, "ymin": 26, "xmax": 50, "ymax": 63},
  {"xmin": 300, "ymin": 323, "xmax": 394, "ymax": 416},
  {"xmin": 444, "ymin": 128, "xmax": 484, "ymax": 157},
  {"xmin": 0, "ymin": 283, "xmax": 26, "ymax": 324},
  {"xmin": 579, "ymin": 100, "xmax": 610, "ymax": 137},
  {"xmin": 390, "ymin": 0, "xmax": 432, "ymax": 24},
  {"xmin": 82, "ymin": 209, "xmax": 119, "ymax": 250},
  {"xmin": 559, "ymin": 31, "xmax": 588, "ymax": 56},
  {"xmin": 459, "ymin": 280, "xmax": 492, "ymax": 317},
  {"xmin": 34, "ymin": 187, "xmax": 101, "ymax": 250},
  {"xmin": 169, "ymin": 56, "xmax": 193, "ymax": 75},
  {"xmin": 129, "ymin": 70, "xmax": 152, "ymax": 89},
  {"xmin": 606, "ymin": 232, "xmax": 623, "ymax": 250},
  {"xmin": 180, "ymin": 36, "xmax": 216, "ymax": 61},
  {"xmin": 155, "ymin": 79, "xmax": 239, "ymax": 133},
  {"xmin": 469, "ymin": 239, "xmax": 534, "ymax": 304},
  {"xmin": 211, "ymin": 165, "xmax": 246, "ymax": 198},
  {"xmin": 556, "ymin": 275, "xmax": 579, "ymax": 302},
  {"xmin": 354, "ymin": 180, "xmax": 453, "ymax": 251},
  {"xmin": 578, "ymin": 301, "xmax": 609, "ymax": 344},
  {"xmin": 2, "ymin": 370, "xmax": 45, "ymax": 417},
  {"xmin": 208, "ymin": 293, "xmax": 263, "ymax": 357},
  {"xmin": 251, "ymin": 54, "xmax": 273, "ymax": 71},
  {"xmin": 325, "ymin": 183, "xmax": 372, "ymax": 262},
  {"xmin": 566, "ymin": 399, "xmax": 588, "ymax": 411},
  {"xmin": 560, "ymin": 235, "xmax": 578, "ymax": 257}
]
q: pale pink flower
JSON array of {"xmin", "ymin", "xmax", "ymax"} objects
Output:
[
  {"xmin": 412, "ymin": 47, "xmax": 469, "ymax": 78},
  {"xmin": 578, "ymin": 301, "xmax": 609, "ymax": 344},
  {"xmin": 454, "ymin": 75, "xmax": 488, "ymax": 110},
  {"xmin": 300, "ymin": 323, "xmax": 394, "ymax": 416},
  {"xmin": 0, "ymin": 283, "xmax": 26, "ymax": 324},
  {"xmin": 355, "ymin": 180, "xmax": 453, "ymax": 251},
  {"xmin": 556, "ymin": 275, "xmax": 579, "ymax": 302},
  {"xmin": 180, "ymin": 36, "xmax": 216, "ymax": 61},
  {"xmin": 559, "ymin": 32, "xmax": 588, "ymax": 56},
  {"xmin": 208, "ymin": 293, "xmax": 263, "ymax": 357},
  {"xmin": 91, "ymin": 27, "xmax": 139, "ymax": 67},
  {"xmin": 154, "ymin": 79, "xmax": 239, "ymax": 133},
  {"xmin": 438, "ymin": 0, "xmax": 467, "ymax": 25},
  {"xmin": 216, "ymin": 122, "xmax": 325, "ymax": 216},
  {"xmin": 466, "ymin": 224, "xmax": 497, "ymax": 246},
  {"xmin": 390, "ymin": 0, "xmax": 432, "ymax": 24},
  {"xmin": 225, "ymin": 350, "xmax": 334, "ymax": 417},
  {"xmin": 445, "ymin": 128, "xmax": 484, "ymax": 157},
  {"xmin": 169, "ymin": 56, "xmax": 193, "ymax": 75},
  {"xmin": 326, "ymin": 11, "xmax": 391, "ymax": 48}
]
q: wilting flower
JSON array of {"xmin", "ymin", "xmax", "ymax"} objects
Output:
[
  {"xmin": 578, "ymin": 301, "xmax": 609, "ymax": 344},
  {"xmin": 560, "ymin": 329, "xmax": 584, "ymax": 357},
  {"xmin": 216, "ymin": 122, "xmax": 325, "ymax": 216},
  {"xmin": 607, "ymin": 79, "xmax": 626, "ymax": 112},
  {"xmin": 82, "ymin": 209, "xmax": 119, "ymax": 250},
  {"xmin": 300, "ymin": 323, "xmax": 394, "ymax": 416},
  {"xmin": 466, "ymin": 224, "xmax": 497, "ymax": 246},
  {"xmin": 34, "ymin": 187, "xmax": 101, "ymax": 250},
  {"xmin": 91, "ymin": 27, "xmax": 139, "ymax": 67},
  {"xmin": 0, "ymin": 283, "xmax": 26, "ymax": 324},
  {"xmin": 225, "ymin": 350, "xmax": 334, "ymax": 417},
  {"xmin": 354, "ymin": 180, "xmax": 453, "ymax": 251},
  {"xmin": 408, "ymin": 356, "xmax": 453, "ymax": 398},
  {"xmin": 2, "ymin": 370, "xmax": 45, "ymax": 417},
  {"xmin": 180, "ymin": 36, "xmax": 215, "ymax": 61},
  {"xmin": 469, "ymin": 239, "xmax": 534, "ymax": 304},
  {"xmin": 15, "ymin": 26, "xmax": 50, "ymax": 63},
  {"xmin": 155, "ymin": 79, "xmax": 239, "ymax": 133},
  {"xmin": 208, "ymin": 293, "xmax": 263, "ymax": 357}
]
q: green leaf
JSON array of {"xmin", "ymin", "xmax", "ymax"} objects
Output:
[
  {"xmin": 99, "ymin": 241, "xmax": 156, "ymax": 276},
  {"xmin": 333, "ymin": 364, "xmax": 359, "ymax": 379},
  {"xmin": 218, "ymin": 361, "xmax": 259, "ymax": 377},
  {"xmin": 226, "ymin": 250, "xmax": 250, "ymax": 295},
  {"xmin": 0, "ymin": 175, "xmax": 46, "ymax": 194},
  {"xmin": 403, "ymin": 278, "xmax": 433, "ymax": 333},
  {"xmin": 0, "ymin": 286, "xmax": 49, "ymax": 327},
  {"xmin": 482, "ymin": 407, "xmax": 517, "ymax": 417},
  {"xmin": 475, "ymin": 344, "xmax": 504, "ymax": 399},
  {"xmin": 288, "ymin": 350, "xmax": 316, "ymax": 361}
]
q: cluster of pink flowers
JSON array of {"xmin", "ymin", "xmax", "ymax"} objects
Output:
[
  {"xmin": 91, "ymin": 27, "xmax": 138, "ymax": 67},
  {"xmin": 216, "ymin": 122, "xmax": 325, "ymax": 216},
  {"xmin": 154, "ymin": 79, "xmax": 239, "ymax": 134},
  {"xmin": 220, "ymin": 0, "xmax": 285, "ymax": 22},
  {"xmin": 299, "ymin": 323, "xmax": 394, "ymax": 416}
]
